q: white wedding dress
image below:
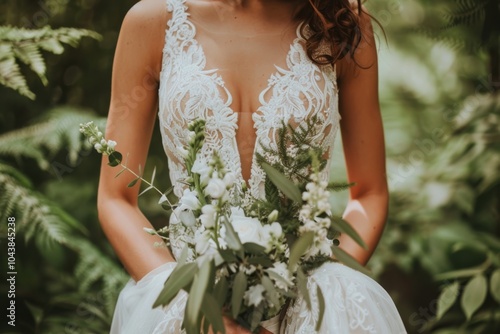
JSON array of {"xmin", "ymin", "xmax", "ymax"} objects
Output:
[{"xmin": 110, "ymin": 0, "xmax": 407, "ymax": 332}]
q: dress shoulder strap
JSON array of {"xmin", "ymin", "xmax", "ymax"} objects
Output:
[{"xmin": 165, "ymin": 0, "xmax": 189, "ymax": 32}]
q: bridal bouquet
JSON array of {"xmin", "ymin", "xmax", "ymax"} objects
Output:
[{"xmin": 80, "ymin": 118, "xmax": 367, "ymax": 334}]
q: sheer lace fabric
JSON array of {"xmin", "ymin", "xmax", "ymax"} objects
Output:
[{"xmin": 110, "ymin": 0, "xmax": 407, "ymax": 332}]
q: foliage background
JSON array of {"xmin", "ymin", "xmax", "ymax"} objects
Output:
[{"xmin": 0, "ymin": 0, "xmax": 498, "ymax": 333}]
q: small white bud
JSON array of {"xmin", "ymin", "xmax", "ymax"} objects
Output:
[
  {"xmin": 107, "ymin": 140, "xmax": 117, "ymax": 149},
  {"xmin": 268, "ymin": 210, "xmax": 279, "ymax": 223},
  {"xmin": 143, "ymin": 227, "xmax": 156, "ymax": 235}
]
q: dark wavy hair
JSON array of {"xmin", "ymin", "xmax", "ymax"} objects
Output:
[{"xmin": 295, "ymin": 0, "xmax": 372, "ymax": 66}]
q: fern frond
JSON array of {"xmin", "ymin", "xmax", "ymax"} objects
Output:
[
  {"xmin": 0, "ymin": 25, "xmax": 101, "ymax": 99},
  {"xmin": 0, "ymin": 169, "xmax": 88, "ymax": 247},
  {"xmin": 442, "ymin": 0, "xmax": 487, "ymax": 29},
  {"xmin": 0, "ymin": 108, "xmax": 105, "ymax": 170},
  {"xmin": 72, "ymin": 238, "xmax": 128, "ymax": 312},
  {"xmin": 0, "ymin": 163, "xmax": 127, "ymax": 322}
]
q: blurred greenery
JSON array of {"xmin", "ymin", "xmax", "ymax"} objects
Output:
[{"xmin": 0, "ymin": 0, "xmax": 499, "ymax": 333}]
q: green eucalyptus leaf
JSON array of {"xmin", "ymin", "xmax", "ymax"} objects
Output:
[
  {"xmin": 297, "ymin": 268, "xmax": 311, "ymax": 309},
  {"xmin": 219, "ymin": 249, "xmax": 238, "ymax": 263},
  {"xmin": 266, "ymin": 269, "xmax": 293, "ymax": 290},
  {"xmin": 330, "ymin": 216, "xmax": 367, "ymax": 250},
  {"xmin": 490, "ymin": 269, "xmax": 500, "ymax": 304},
  {"xmin": 153, "ymin": 262, "xmax": 198, "ymax": 307},
  {"xmin": 231, "ymin": 271, "xmax": 247, "ymax": 318},
  {"xmin": 201, "ymin": 293, "xmax": 225, "ymax": 334},
  {"xmin": 288, "ymin": 232, "xmax": 314, "ymax": 270},
  {"xmin": 243, "ymin": 242, "xmax": 266, "ymax": 255},
  {"xmin": 127, "ymin": 177, "xmax": 140, "ymax": 188},
  {"xmin": 261, "ymin": 162, "xmax": 302, "ymax": 203},
  {"xmin": 315, "ymin": 285, "xmax": 326, "ymax": 331},
  {"xmin": 250, "ymin": 303, "xmax": 265, "ymax": 332},
  {"xmin": 107, "ymin": 151, "xmax": 122, "ymax": 167},
  {"xmin": 186, "ymin": 261, "xmax": 212, "ymax": 331},
  {"xmin": 261, "ymin": 275, "xmax": 280, "ymax": 308},
  {"xmin": 138, "ymin": 185, "xmax": 153, "ymax": 196},
  {"xmin": 114, "ymin": 168, "xmax": 126, "ymax": 178},
  {"xmin": 331, "ymin": 247, "xmax": 371, "ymax": 276},
  {"xmin": 150, "ymin": 166, "xmax": 157, "ymax": 185},
  {"xmin": 222, "ymin": 219, "xmax": 243, "ymax": 252},
  {"xmin": 436, "ymin": 281, "xmax": 460, "ymax": 320},
  {"xmin": 177, "ymin": 246, "xmax": 189, "ymax": 267},
  {"xmin": 213, "ymin": 276, "xmax": 228, "ymax": 308},
  {"xmin": 461, "ymin": 274, "xmax": 487, "ymax": 320}
]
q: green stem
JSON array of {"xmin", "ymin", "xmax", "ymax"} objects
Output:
[
  {"xmin": 119, "ymin": 163, "xmax": 163, "ymax": 196},
  {"xmin": 214, "ymin": 208, "xmax": 221, "ymax": 250},
  {"xmin": 193, "ymin": 174, "xmax": 207, "ymax": 207}
]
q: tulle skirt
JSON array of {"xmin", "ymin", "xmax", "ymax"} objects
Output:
[{"xmin": 110, "ymin": 262, "xmax": 407, "ymax": 333}]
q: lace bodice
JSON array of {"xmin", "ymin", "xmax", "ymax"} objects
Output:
[{"xmin": 158, "ymin": 0, "xmax": 340, "ymax": 206}]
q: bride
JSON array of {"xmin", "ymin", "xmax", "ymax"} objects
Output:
[{"xmin": 98, "ymin": 0, "xmax": 407, "ymax": 332}]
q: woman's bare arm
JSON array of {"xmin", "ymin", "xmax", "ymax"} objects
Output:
[
  {"xmin": 337, "ymin": 9, "xmax": 388, "ymax": 266},
  {"xmin": 97, "ymin": 0, "xmax": 174, "ymax": 282}
]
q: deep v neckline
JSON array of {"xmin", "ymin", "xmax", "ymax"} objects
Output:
[{"xmin": 182, "ymin": 1, "xmax": 305, "ymax": 187}]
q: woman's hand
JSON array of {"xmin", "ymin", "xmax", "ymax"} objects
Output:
[
  {"xmin": 206, "ymin": 316, "xmax": 249, "ymax": 334},
  {"xmin": 221, "ymin": 317, "xmax": 251, "ymax": 334}
]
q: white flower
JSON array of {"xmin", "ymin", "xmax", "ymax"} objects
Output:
[
  {"xmin": 230, "ymin": 207, "xmax": 265, "ymax": 246},
  {"xmin": 170, "ymin": 204, "xmax": 196, "ymax": 227},
  {"xmin": 240, "ymin": 263, "xmax": 257, "ymax": 275},
  {"xmin": 217, "ymin": 225, "xmax": 228, "ymax": 249},
  {"xmin": 200, "ymin": 204, "xmax": 217, "ymax": 228},
  {"xmin": 178, "ymin": 205, "xmax": 196, "ymax": 226},
  {"xmin": 244, "ymin": 284, "xmax": 266, "ymax": 307},
  {"xmin": 191, "ymin": 159, "xmax": 211, "ymax": 185},
  {"xmin": 179, "ymin": 189, "xmax": 200, "ymax": 210},
  {"xmin": 223, "ymin": 172, "xmax": 236, "ymax": 188},
  {"xmin": 195, "ymin": 229, "xmax": 211, "ymax": 254},
  {"xmin": 268, "ymin": 222, "xmax": 282, "ymax": 237},
  {"xmin": 261, "ymin": 222, "xmax": 283, "ymax": 251},
  {"xmin": 94, "ymin": 143, "xmax": 103, "ymax": 152},
  {"xmin": 169, "ymin": 206, "xmax": 182, "ymax": 225},
  {"xmin": 205, "ymin": 178, "xmax": 226, "ymax": 198},
  {"xmin": 266, "ymin": 262, "xmax": 293, "ymax": 291}
]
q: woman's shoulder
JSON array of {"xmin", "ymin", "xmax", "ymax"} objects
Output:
[
  {"xmin": 122, "ymin": 0, "xmax": 171, "ymax": 34},
  {"xmin": 118, "ymin": 0, "xmax": 172, "ymax": 77},
  {"xmin": 335, "ymin": 2, "xmax": 377, "ymax": 81}
]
